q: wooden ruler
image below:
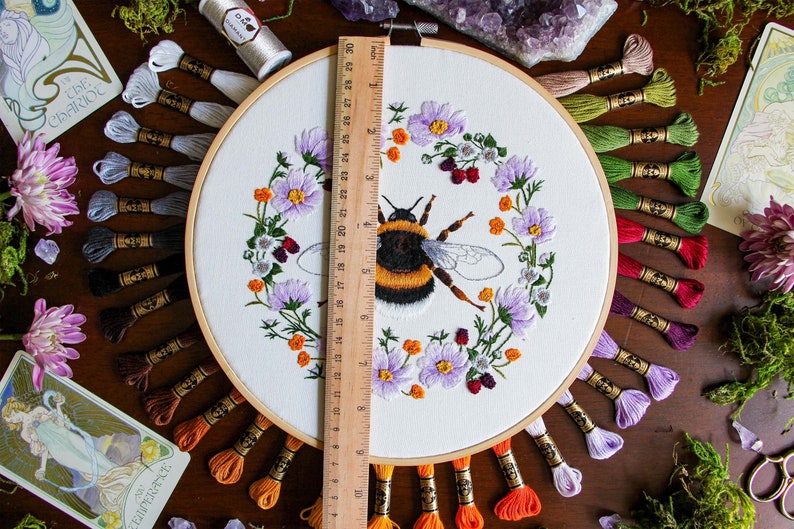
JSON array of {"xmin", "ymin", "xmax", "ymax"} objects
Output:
[{"xmin": 322, "ymin": 35, "xmax": 387, "ymax": 529}]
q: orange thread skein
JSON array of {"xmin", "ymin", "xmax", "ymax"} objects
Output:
[{"xmin": 491, "ymin": 437, "xmax": 542, "ymax": 520}]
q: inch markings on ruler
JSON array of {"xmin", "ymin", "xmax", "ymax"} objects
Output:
[{"xmin": 322, "ymin": 35, "xmax": 387, "ymax": 529}]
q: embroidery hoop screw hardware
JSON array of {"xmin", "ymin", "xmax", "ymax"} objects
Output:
[{"xmin": 380, "ymin": 20, "xmax": 439, "ymax": 38}]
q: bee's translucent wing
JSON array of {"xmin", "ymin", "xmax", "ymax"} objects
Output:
[
  {"xmin": 421, "ymin": 240, "xmax": 504, "ymax": 280},
  {"xmin": 297, "ymin": 242, "xmax": 329, "ymax": 276}
]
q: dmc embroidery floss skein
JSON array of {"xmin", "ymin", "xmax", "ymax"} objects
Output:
[
  {"xmin": 534, "ymin": 33, "xmax": 654, "ymax": 97},
  {"xmin": 93, "ymin": 151, "xmax": 199, "ymax": 190},
  {"xmin": 88, "ymin": 253, "xmax": 186, "ymax": 297},
  {"xmin": 87, "ymin": 190, "xmax": 191, "ymax": 222},
  {"xmin": 491, "ymin": 437, "xmax": 542, "ymax": 521},
  {"xmin": 104, "ymin": 110, "xmax": 215, "ymax": 162},
  {"xmin": 368, "ymin": 464, "xmax": 398, "ymax": 529},
  {"xmin": 610, "ymin": 290, "xmax": 699, "ymax": 351},
  {"xmin": 556, "ymin": 389, "xmax": 624, "ymax": 460},
  {"xmin": 592, "ymin": 331, "xmax": 681, "ymax": 401},
  {"xmin": 249, "ymin": 434, "xmax": 304, "ymax": 509},
  {"xmin": 525, "ymin": 417, "xmax": 583, "ymax": 497},
  {"xmin": 609, "ymin": 184, "xmax": 709, "ymax": 234},
  {"xmin": 581, "ymin": 112, "xmax": 699, "ymax": 153},
  {"xmin": 208, "ymin": 413, "xmax": 275, "ymax": 484},
  {"xmin": 173, "ymin": 388, "xmax": 247, "ymax": 452},
  {"xmin": 559, "ymin": 68, "xmax": 677, "ymax": 123},
  {"xmin": 148, "ymin": 40, "xmax": 260, "ymax": 104},
  {"xmin": 123, "ymin": 64, "xmax": 235, "ymax": 129},
  {"xmin": 414, "ymin": 465, "xmax": 443, "ymax": 529},
  {"xmin": 98, "ymin": 275, "xmax": 190, "ymax": 343},
  {"xmin": 576, "ymin": 363, "xmax": 651, "ymax": 429},
  {"xmin": 616, "ymin": 215, "xmax": 708, "ymax": 270},
  {"xmin": 451, "ymin": 456, "xmax": 485, "ymax": 529},
  {"xmin": 597, "ymin": 151, "xmax": 702, "ymax": 197},
  {"xmin": 299, "ymin": 495, "xmax": 323, "ymax": 529},
  {"xmin": 617, "ymin": 252, "xmax": 705, "ymax": 308},
  {"xmin": 81, "ymin": 224, "xmax": 185, "ymax": 264},
  {"xmin": 142, "ymin": 358, "xmax": 221, "ymax": 426},
  {"xmin": 117, "ymin": 321, "xmax": 203, "ymax": 391}
]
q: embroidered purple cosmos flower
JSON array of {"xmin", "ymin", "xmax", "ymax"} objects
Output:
[
  {"xmin": 408, "ymin": 101, "xmax": 467, "ymax": 147},
  {"xmin": 372, "ymin": 346, "xmax": 413, "ymax": 400},
  {"xmin": 268, "ymin": 279, "xmax": 312, "ymax": 311},
  {"xmin": 295, "ymin": 127, "xmax": 331, "ymax": 172},
  {"xmin": 7, "ymin": 132, "xmax": 79, "ymax": 235},
  {"xmin": 21, "ymin": 298, "xmax": 86, "ymax": 391},
  {"xmin": 491, "ymin": 155, "xmax": 538, "ymax": 193},
  {"xmin": 418, "ymin": 341, "xmax": 471, "ymax": 389},
  {"xmin": 513, "ymin": 206, "xmax": 557, "ymax": 244},
  {"xmin": 739, "ymin": 196, "xmax": 794, "ymax": 292},
  {"xmin": 496, "ymin": 286, "xmax": 537, "ymax": 340},
  {"xmin": 270, "ymin": 168, "xmax": 323, "ymax": 220}
]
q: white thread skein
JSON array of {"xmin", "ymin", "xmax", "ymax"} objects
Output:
[
  {"xmin": 87, "ymin": 190, "xmax": 191, "ymax": 222},
  {"xmin": 149, "ymin": 40, "xmax": 260, "ymax": 104},
  {"xmin": 123, "ymin": 63, "xmax": 234, "ymax": 129},
  {"xmin": 556, "ymin": 389, "xmax": 624, "ymax": 460},
  {"xmin": 525, "ymin": 416, "xmax": 583, "ymax": 497},
  {"xmin": 104, "ymin": 111, "xmax": 214, "ymax": 162},
  {"xmin": 93, "ymin": 152, "xmax": 199, "ymax": 191}
]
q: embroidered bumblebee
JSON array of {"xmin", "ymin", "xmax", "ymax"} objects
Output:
[{"xmin": 299, "ymin": 196, "xmax": 504, "ymax": 318}]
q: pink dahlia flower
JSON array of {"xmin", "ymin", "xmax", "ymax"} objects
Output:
[
  {"xmin": 739, "ymin": 197, "xmax": 794, "ymax": 293},
  {"xmin": 8, "ymin": 132, "xmax": 79, "ymax": 235},
  {"xmin": 22, "ymin": 298, "xmax": 86, "ymax": 390}
]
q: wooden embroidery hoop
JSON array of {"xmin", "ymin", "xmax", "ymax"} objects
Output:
[{"xmin": 185, "ymin": 37, "xmax": 617, "ymax": 466}]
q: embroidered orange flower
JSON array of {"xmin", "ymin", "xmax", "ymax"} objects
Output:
[
  {"xmin": 403, "ymin": 339, "xmax": 422, "ymax": 356},
  {"xmin": 478, "ymin": 288, "xmax": 493, "ymax": 302},
  {"xmin": 297, "ymin": 351, "xmax": 310, "ymax": 367},
  {"xmin": 387, "ymin": 146, "xmax": 400, "ymax": 163},
  {"xmin": 392, "ymin": 128, "xmax": 409, "ymax": 145},
  {"xmin": 499, "ymin": 195, "xmax": 513, "ymax": 212},
  {"xmin": 409, "ymin": 384, "xmax": 425, "ymax": 399},
  {"xmin": 248, "ymin": 279, "xmax": 265, "ymax": 293},
  {"xmin": 254, "ymin": 187, "xmax": 273, "ymax": 202},
  {"xmin": 505, "ymin": 348, "xmax": 521, "ymax": 362},
  {"xmin": 289, "ymin": 334, "xmax": 306, "ymax": 351},
  {"xmin": 489, "ymin": 217, "xmax": 505, "ymax": 235}
]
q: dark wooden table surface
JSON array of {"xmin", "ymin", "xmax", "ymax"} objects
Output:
[{"xmin": 2, "ymin": 1, "xmax": 794, "ymax": 528}]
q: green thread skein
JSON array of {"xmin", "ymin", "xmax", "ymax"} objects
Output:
[
  {"xmin": 609, "ymin": 184, "xmax": 709, "ymax": 234},
  {"xmin": 598, "ymin": 151, "xmax": 702, "ymax": 197},
  {"xmin": 582, "ymin": 112, "xmax": 699, "ymax": 153},
  {"xmin": 559, "ymin": 68, "xmax": 677, "ymax": 123}
]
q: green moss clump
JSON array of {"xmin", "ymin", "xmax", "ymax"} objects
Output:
[{"xmin": 112, "ymin": 0, "xmax": 196, "ymax": 41}]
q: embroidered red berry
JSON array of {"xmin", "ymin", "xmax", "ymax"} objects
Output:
[
  {"xmin": 440, "ymin": 156, "xmax": 456, "ymax": 172},
  {"xmin": 455, "ymin": 328, "xmax": 469, "ymax": 345},
  {"xmin": 466, "ymin": 167, "xmax": 480, "ymax": 183},
  {"xmin": 282, "ymin": 237, "xmax": 300, "ymax": 254},
  {"xmin": 467, "ymin": 379, "xmax": 482, "ymax": 394},
  {"xmin": 481, "ymin": 373, "xmax": 496, "ymax": 389},
  {"xmin": 451, "ymin": 169, "xmax": 466, "ymax": 184},
  {"xmin": 273, "ymin": 247, "xmax": 288, "ymax": 263}
]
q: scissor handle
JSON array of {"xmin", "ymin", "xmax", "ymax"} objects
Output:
[{"xmin": 747, "ymin": 454, "xmax": 790, "ymax": 502}]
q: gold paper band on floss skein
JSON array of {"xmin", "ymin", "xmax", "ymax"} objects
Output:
[
  {"xmin": 629, "ymin": 127, "xmax": 669, "ymax": 144},
  {"xmin": 157, "ymin": 90, "xmax": 196, "ymax": 114},
  {"xmin": 615, "ymin": 347, "xmax": 651, "ymax": 376},
  {"xmin": 631, "ymin": 161, "xmax": 671, "ymax": 180},
  {"xmin": 496, "ymin": 450, "xmax": 525, "ymax": 490},
  {"xmin": 531, "ymin": 432, "xmax": 564, "ymax": 468},
  {"xmin": 232, "ymin": 417, "xmax": 270, "ymax": 457},
  {"xmin": 638, "ymin": 266, "xmax": 679, "ymax": 293},
  {"xmin": 563, "ymin": 401, "xmax": 596, "ymax": 434},
  {"xmin": 116, "ymin": 198, "xmax": 154, "ymax": 214},
  {"xmin": 638, "ymin": 196, "xmax": 677, "ymax": 220},
  {"xmin": 455, "ymin": 468, "xmax": 475, "ymax": 506},
  {"xmin": 113, "ymin": 232, "xmax": 154, "ymax": 249},
  {"xmin": 130, "ymin": 289, "xmax": 172, "ymax": 319},
  {"xmin": 629, "ymin": 306, "xmax": 672, "ymax": 333},
  {"xmin": 267, "ymin": 445, "xmax": 298, "ymax": 483},
  {"xmin": 373, "ymin": 477, "xmax": 392, "ymax": 516},
  {"xmin": 144, "ymin": 335, "xmax": 189, "ymax": 366},
  {"xmin": 585, "ymin": 370, "xmax": 624, "ymax": 400},
  {"xmin": 136, "ymin": 127, "xmax": 175, "ymax": 148},
  {"xmin": 201, "ymin": 391, "xmax": 241, "ymax": 427},
  {"xmin": 641, "ymin": 228, "xmax": 683, "ymax": 252},
  {"xmin": 119, "ymin": 263, "xmax": 160, "ymax": 288},
  {"xmin": 178, "ymin": 54, "xmax": 215, "ymax": 80},
  {"xmin": 128, "ymin": 162, "xmax": 166, "ymax": 181},
  {"xmin": 606, "ymin": 89, "xmax": 645, "ymax": 111},
  {"xmin": 419, "ymin": 475, "xmax": 439, "ymax": 513},
  {"xmin": 587, "ymin": 60, "xmax": 625, "ymax": 83}
]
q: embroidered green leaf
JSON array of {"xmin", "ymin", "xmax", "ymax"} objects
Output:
[
  {"xmin": 483, "ymin": 134, "xmax": 497, "ymax": 148},
  {"xmin": 276, "ymin": 151, "xmax": 291, "ymax": 168},
  {"xmin": 533, "ymin": 276, "xmax": 547, "ymax": 287},
  {"xmin": 271, "ymin": 227, "xmax": 287, "ymax": 238},
  {"xmin": 463, "ymin": 133, "xmax": 473, "ymax": 141},
  {"xmin": 443, "ymin": 147, "xmax": 457, "ymax": 158},
  {"xmin": 497, "ymin": 147, "xmax": 508, "ymax": 157},
  {"xmin": 535, "ymin": 303, "xmax": 547, "ymax": 317}
]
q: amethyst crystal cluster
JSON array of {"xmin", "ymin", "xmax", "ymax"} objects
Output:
[{"xmin": 402, "ymin": 0, "xmax": 618, "ymax": 68}]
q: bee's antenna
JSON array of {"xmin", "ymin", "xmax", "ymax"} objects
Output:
[
  {"xmin": 381, "ymin": 195, "xmax": 398, "ymax": 211},
  {"xmin": 408, "ymin": 197, "xmax": 424, "ymax": 212}
]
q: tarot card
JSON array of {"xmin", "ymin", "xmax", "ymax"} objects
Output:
[
  {"xmin": 704, "ymin": 22, "xmax": 794, "ymax": 235},
  {"xmin": 0, "ymin": 0, "xmax": 122, "ymax": 142},
  {"xmin": 0, "ymin": 351, "xmax": 190, "ymax": 529}
]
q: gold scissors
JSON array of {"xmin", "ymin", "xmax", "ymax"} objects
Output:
[{"xmin": 746, "ymin": 448, "xmax": 794, "ymax": 520}]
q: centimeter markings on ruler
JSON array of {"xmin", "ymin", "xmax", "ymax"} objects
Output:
[{"xmin": 322, "ymin": 35, "xmax": 387, "ymax": 529}]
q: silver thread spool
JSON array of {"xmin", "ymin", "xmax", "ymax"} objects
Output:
[{"xmin": 198, "ymin": 0, "xmax": 292, "ymax": 81}]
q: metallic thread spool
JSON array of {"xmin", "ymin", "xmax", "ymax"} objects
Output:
[{"xmin": 198, "ymin": 0, "xmax": 292, "ymax": 81}]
